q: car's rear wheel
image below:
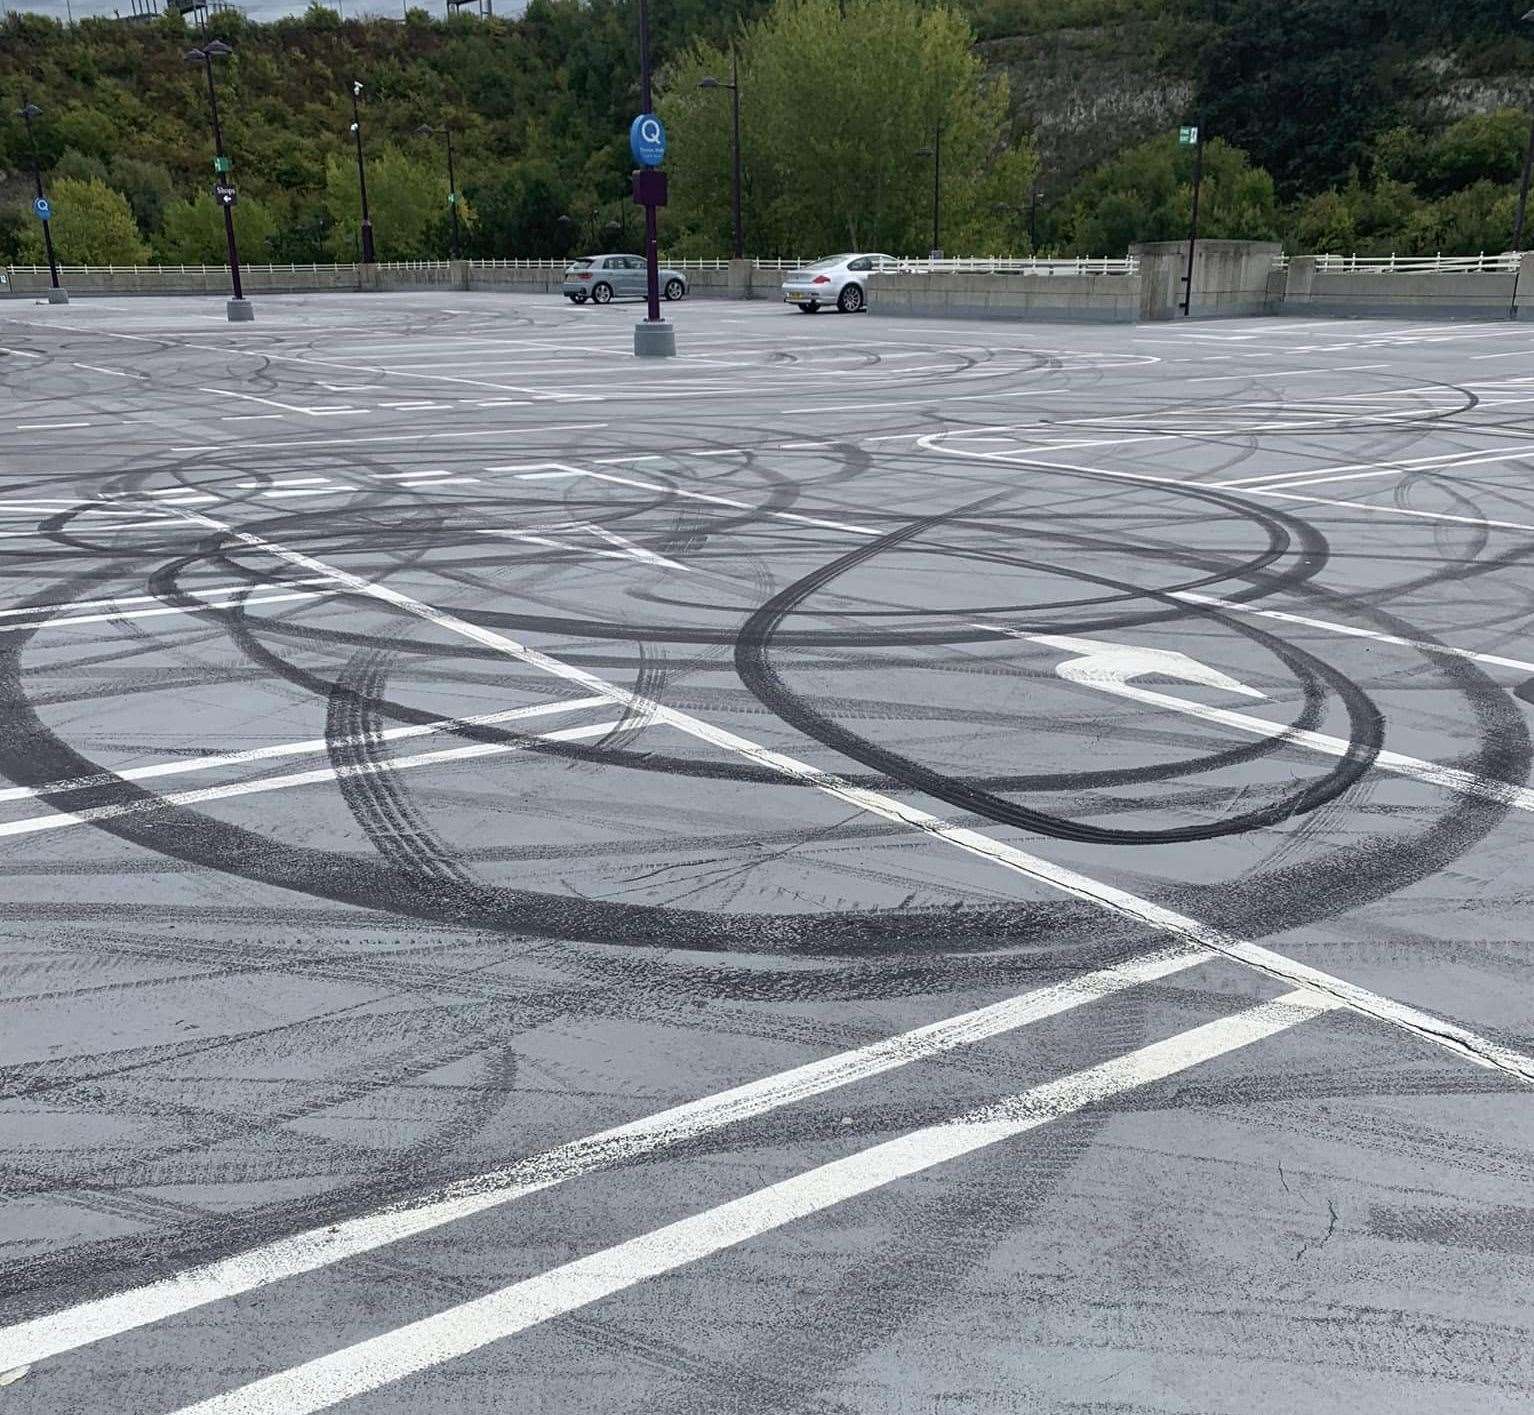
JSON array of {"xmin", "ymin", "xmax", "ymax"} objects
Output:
[
  {"xmin": 798, "ymin": 302, "xmax": 820, "ymax": 314},
  {"xmin": 568, "ymin": 292, "xmax": 588, "ymax": 304},
  {"xmin": 591, "ymin": 282, "xmax": 613, "ymax": 305},
  {"xmin": 837, "ymin": 283, "xmax": 864, "ymax": 313},
  {"xmin": 664, "ymin": 278, "xmax": 685, "ymax": 301}
]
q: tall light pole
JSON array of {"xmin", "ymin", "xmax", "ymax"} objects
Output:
[
  {"xmin": 915, "ymin": 123, "xmax": 942, "ymax": 260},
  {"xmin": 16, "ymin": 101, "xmax": 67, "ymax": 305},
  {"xmin": 631, "ymin": 0, "xmax": 674, "ymax": 355},
  {"xmin": 698, "ymin": 49, "xmax": 743, "ymax": 260},
  {"xmin": 417, "ymin": 123, "xmax": 461, "ymax": 260},
  {"xmin": 348, "ymin": 79, "xmax": 376, "ymax": 263},
  {"xmin": 185, "ymin": 41, "xmax": 252, "ymax": 322}
]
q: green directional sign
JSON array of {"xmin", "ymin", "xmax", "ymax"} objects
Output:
[
  {"xmin": 1179, "ymin": 126, "xmax": 1199, "ymax": 146},
  {"xmin": 213, "ymin": 155, "xmax": 232, "ymax": 173}
]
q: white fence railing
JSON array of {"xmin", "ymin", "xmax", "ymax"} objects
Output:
[
  {"xmin": 1306, "ymin": 252, "xmax": 1523, "ymax": 274},
  {"xmin": 873, "ymin": 256, "xmax": 1137, "ymax": 276}
]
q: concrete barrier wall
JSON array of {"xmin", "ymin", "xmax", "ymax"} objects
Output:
[
  {"xmin": 1132, "ymin": 240, "xmax": 1281, "ymax": 320},
  {"xmin": 2, "ymin": 265, "xmax": 362, "ymax": 297},
  {"xmin": 1280, "ymin": 255, "xmax": 1527, "ymax": 320},
  {"xmin": 864, "ymin": 271, "xmax": 1140, "ymax": 323}
]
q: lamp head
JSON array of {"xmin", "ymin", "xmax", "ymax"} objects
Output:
[
  {"xmin": 18, "ymin": 103, "xmax": 42, "ymax": 120},
  {"xmin": 184, "ymin": 47, "xmax": 206, "ymax": 64},
  {"xmin": 349, "ymin": 122, "xmax": 359, "ymax": 134},
  {"xmin": 205, "ymin": 38, "xmax": 232, "ymax": 57},
  {"xmin": 698, "ymin": 76, "xmax": 720, "ymax": 89},
  {"xmin": 352, "ymin": 79, "xmax": 363, "ymax": 96},
  {"xmin": 415, "ymin": 123, "xmax": 433, "ymax": 136},
  {"xmin": 915, "ymin": 146, "xmax": 934, "ymax": 159}
]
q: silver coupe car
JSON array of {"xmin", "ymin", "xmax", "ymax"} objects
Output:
[{"xmin": 780, "ymin": 253, "xmax": 895, "ymax": 313}]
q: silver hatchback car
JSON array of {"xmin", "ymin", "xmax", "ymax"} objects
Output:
[{"xmin": 563, "ymin": 254, "xmax": 689, "ymax": 305}]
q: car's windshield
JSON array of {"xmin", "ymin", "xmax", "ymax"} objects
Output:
[{"xmin": 805, "ymin": 255, "xmax": 853, "ymax": 270}]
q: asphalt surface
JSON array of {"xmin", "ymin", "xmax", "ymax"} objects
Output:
[{"xmin": 0, "ymin": 291, "xmax": 1531, "ymax": 1413}]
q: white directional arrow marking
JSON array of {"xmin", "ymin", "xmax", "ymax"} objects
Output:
[{"xmin": 978, "ymin": 624, "xmax": 1534, "ymax": 816}]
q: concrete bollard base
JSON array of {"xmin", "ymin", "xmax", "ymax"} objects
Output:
[
  {"xmin": 633, "ymin": 319, "xmax": 676, "ymax": 357},
  {"xmin": 227, "ymin": 298, "xmax": 255, "ymax": 323},
  {"xmin": 46, "ymin": 288, "xmax": 69, "ymax": 305}
]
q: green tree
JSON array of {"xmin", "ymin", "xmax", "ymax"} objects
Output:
[
  {"xmin": 323, "ymin": 146, "xmax": 452, "ymax": 260},
  {"xmin": 464, "ymin": 160, "xmax": 570, "ymax": 259},
  {"xmin": 157, "ymin": 192, "xmax": 277, "ymax": 263},
  {"xmin": 658, "ymin": 0, "xmax": 1033, "ymax": 257},
  {"xmin": 108, "ymin": 157, "xmax": 177, "ymax": 236},
  {"xmin": 1060, "ymin": 133, "xmax": 1278, "ymax": 255},
  {"xmin": 16, "ymin": 177, "xmax": 150, "ymax": 265}
]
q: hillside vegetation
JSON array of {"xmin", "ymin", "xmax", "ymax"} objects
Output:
[{"xmin": 1, "ymin": 0, "xmax": 1532, "ymax": 264}]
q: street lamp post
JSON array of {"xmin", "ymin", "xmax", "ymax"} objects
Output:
[
  {"xmin": 1029, "ymin": 185, "xmax": 1041, "ymax": 253},
  {"xmin": 915, "ymin": 124, "xmax": 942, "ymax": 260},
  {"xmin": 185, "ymin": 41, "xmax": 252, "ymax": 322},
  {"xmin": 349, "ymin": 79, "xmax": 377, "ymax": 263},
  {"xmin": 16, "ymin": 102, "xmax": 67, "ymax": 305},
  {"xmin": 698, "ymin": 49, "xmax": 743, "ymax": 260},
  {"xmin": 417, "ymin": 123, "xmax": 461, "ymax": 260}
]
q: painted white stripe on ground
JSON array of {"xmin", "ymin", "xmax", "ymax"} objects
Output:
[
  {"xmin": 0, "ymin": 696, "xmax": 607, "ymax": 806},
  {"xmin": 0, "ymin": 578, "xmax": 332, "ymax": 622},
  {"xmin": 986, "ymin": 623, "xmax": 1534, "ymax": 817},
  {"xmin": 0, "ymin": 588, "xmax": 328, "ymax": 635},
  {"xmin": 496, "ymin": 464, "xmax": 879, "ymax": 536},
  {"xmin": 0, "ymin": 948, "xmax": 1205, "ymax": 1373},
  {"xmin": 167, "ymin": 990, "xmax": 1336, "ymax": 1415},
  {"xmin": 0, "ymin": 720, "xmax": 620, "ymax": 842},
  {"xmin": 142, "ymin": 504, "xmax": 1534, "ymax": 1086},
  {"xmin": 1172, "ymin": 591, "xmax": 1534, "ymax": 675}
]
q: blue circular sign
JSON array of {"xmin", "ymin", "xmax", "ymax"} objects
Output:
[
  {"xmin": 32, "ymin": 196, "xmax": 51, "ymax": 221},
  {"xmin": 629, "ymin": 113, "xmax": 666, "ymax": 168}
]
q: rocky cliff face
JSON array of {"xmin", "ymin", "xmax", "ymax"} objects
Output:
[
  {"xmin": 983, "ymin": 22, "xmax": 1533, "ymax": 189},
  {"xmin": 980, "ymin": 22, "xmax": 1195, "ymax": 186}
]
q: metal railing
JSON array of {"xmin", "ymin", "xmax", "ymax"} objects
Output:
[
  {"xmin": 872, "ymin": 256, "xmax": 1138, "ymax": 276},
  {"xmin": 1305, "ymin": 252, "xmax": 1523, "ymax": 274}
]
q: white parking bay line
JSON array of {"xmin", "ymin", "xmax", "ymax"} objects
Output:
[
  {"xmin": 168, "ymin": 990, "xmax": 1335, "ymax": 1415},
  {"xmin": 0, "ymin": 696, "xmax": 608, "ymax": 806},
  {"xmin": 0, "ymin": 946, "xmax": 1207, "ymax": 1372},
  {"xmin": 146, "ymin": 504, "xmax": 1534, "ymax": 1086},
  {"xmin": 0, "ymin": 720, "xmax": 620, "ymax": 842}
]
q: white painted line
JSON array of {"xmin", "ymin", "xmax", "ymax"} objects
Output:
[
  {"xmin": 262, "ymin": 488, "xmax": 349, "ymax": 499},
  {"xmin": 72, "ymin": 363, "xmax": 139, "ymax": 379},
  {"xmin": 165, "ymin": 990, "xmax": 1334, "ymax": 1415},
  {"xmin": 142, "ymin": 503, "xmax": 1534, "ymax": 1086},
  {"xmin": 1216, "ymin": 444, "xmax": 1534, "ymax": 491},
  {"xmin": 988, "ymin": 624, "xmax": 1534, "ymax": 817},
  {"xmin": 397, "ymin": 477, "xmax": 478, "ymax": 488},
  {"xmin": 0, "ymin": 696, "xmax": 607, "ymax": 806},
  {"xmin": 170, "ymin": 424, "xmax": 605, "ymax": 454},
  {"xmin": 583, "ymin": 523, "xmax": 690, "ymax": 571},
  {"xmin": 220, "ymin": 414, "xmax": 285, "ymax": 422},
  {"xmin": 501, "ymin": 464, "xmax": 879, "ymax": 536},
  {"xmin": 0, "ymin": 347, "xmax": 43, "ymax": 358},
  {"xmin": 0, "ymin": 720, "xmax": 620, "ymax": 843},
  {"xmin": 0, "ymin": 588, "xmax": 327, "ymax": 635},
  {"xmin": 1171, "ymin": 591, "xmax": 1534, "ymax": 675},
  {"xmin": 15, "ymin": 421, "xmax": 91, "ymax": 431},
  {"xmin": 0, "ymin": 578, "xmax": 333, "ymax": 622},
  {"xmin": 593, "ymin": 455, "xmax": 664, "ymax": 464},
  {"xmin": 1186, "ymin": 362, "xmax": 1390, "ymax": 383},
  {"xmin": 0, "ymin": 946, "xmax": 1206, "ymax": 1373}
]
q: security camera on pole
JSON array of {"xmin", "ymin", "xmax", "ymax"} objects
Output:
[{"xmin": 631, "ymin": 0, "xmax": 675, "ymax": 357}]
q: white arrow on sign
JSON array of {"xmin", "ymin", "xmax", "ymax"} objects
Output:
[{"xmin": 977, "ymin": 624, "xmax": 1534, "ymax": 815}]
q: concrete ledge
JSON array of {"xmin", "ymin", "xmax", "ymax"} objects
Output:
[{"xmin": 865, "ymin": 271, "xmax": 1139, "ymax": 324}]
